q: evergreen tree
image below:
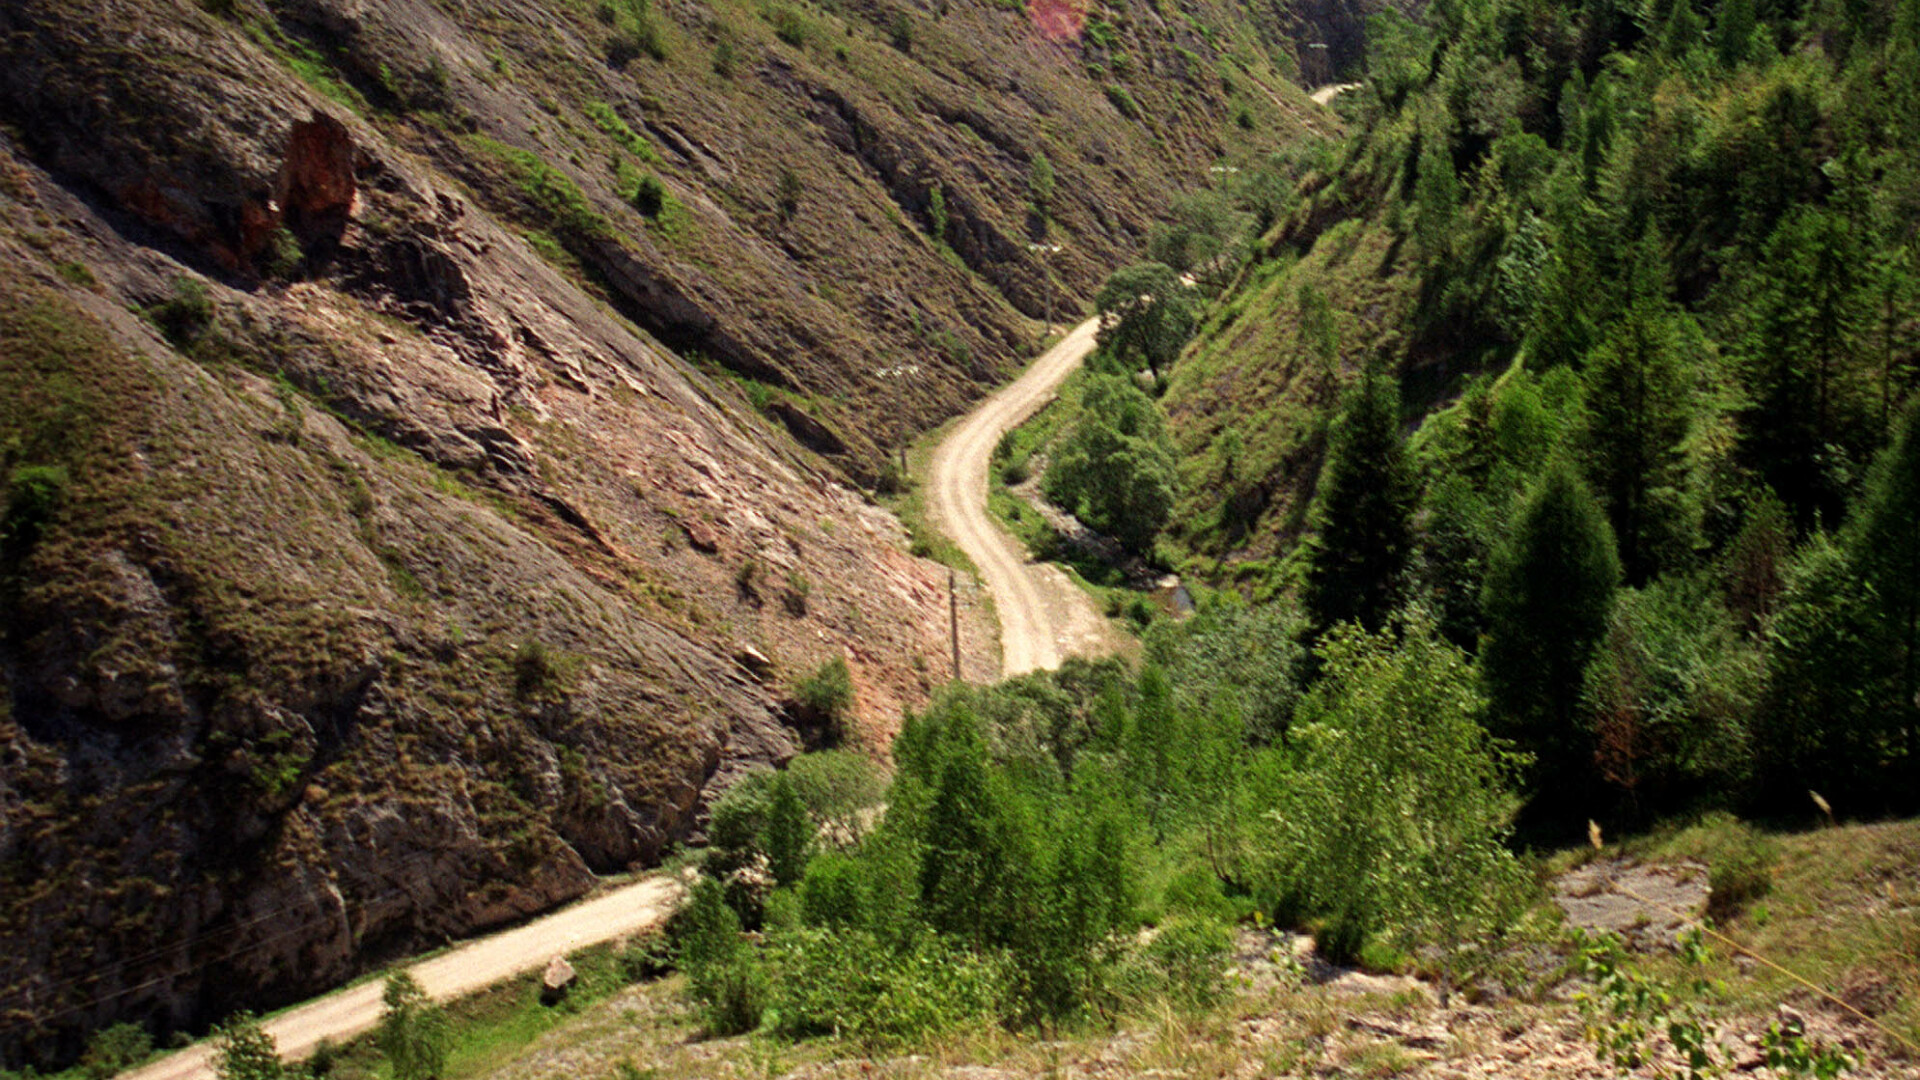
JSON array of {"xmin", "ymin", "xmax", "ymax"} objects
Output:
[
  {"xmin": 1581, "ymin": 303, "xmax": 1700, "ymax": 583},
  {"xmin": 1723, "ymin": 488, "xmax": 1791, "ymax": 634},
  {"xmin": 1868, "ymin": 242, "xmax": 1916, "ymax": 430},
  {"xmin": 919, "ymin": 710, "xmax": 1033, "ymax": 948},
  {"xmin": 1743, "ymin": 204, "xmax": 1869, "ymax": 530},
  {"xmin": 1754, "ymin": 535, "xmax": 1885, "ymax": 806},
  {"xmin": 1481, "ymin": 459, "xmax": 1622, "ymax": 804},
  {"xmin": 377, "ymin": 973, "xmax": 448, "ymax": 1080},
  {"xmin": 763, "ymin": 771, "xmax": 814, "ymax": 888},
  {"xmin": 1414, "ymin": 132, "xmax": 1460, "ymax": 260},
  {"xmin": 1716, "ymin": 0, "xmax": 1756, "ymax": 67},
  {"xmin": 1846, "ymin": 401, "xmax": 1920, "ymax": 786},
  {"xmin": 1303, "ymin": 373, "xmax": 1417, "ymax": 637}
]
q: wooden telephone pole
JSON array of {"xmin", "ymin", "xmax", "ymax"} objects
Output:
[{"xmin": 949, "ymin": 569, "xmax": 962, "ymax": 682}]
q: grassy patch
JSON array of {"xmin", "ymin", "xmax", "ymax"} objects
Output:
[
  {"xmin": 1552, "ymin": 817, "xmax": 1920, "ymax": 1057},
  {"xmin": 464, "ymin": 136, "xmax": 614, "ymax": 250},
  {"xmin": 583, "ymin": 101, "xmax": 664, "ymax": 166},
  {"xmin": 309, "ymin": 945, "xmax": 647, "ymax": 1080}
]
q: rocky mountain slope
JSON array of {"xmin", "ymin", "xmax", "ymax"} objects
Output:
[{"xmin": 0, "ymin": 0, "xmax": 1324, "ymax": 1063}]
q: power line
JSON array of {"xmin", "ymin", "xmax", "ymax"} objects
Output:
[{"xmin": 1, "ymin": 883, "xmax": 417, "ymax": 1035}]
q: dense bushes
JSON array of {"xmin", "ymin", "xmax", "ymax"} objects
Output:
[
  {"xmin": 1042, "ymin": 375, "xmax": 1178, "ymax": 554},
  {"xmin": 677, "ymin": 604, "xmax": 1534, "ymax": 1042}
]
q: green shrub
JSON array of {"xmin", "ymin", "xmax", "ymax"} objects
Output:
[
  {"xmin": 376, "ymin": 972, "xmax": 448, "ymax": 1080},
  {"xmin": 149, "ymin": 276, "xmax": 214, "ymax": 347},
  {"xmin": 604, "ymin": 0, "xmax": 668, "ymax": 63},
  {"xmin": 629, "ymin": 172, "xmax": 667, "ymax": 217},
  {"xmin": 764, "ymin": 927, "xmax": 1007, "ymax": 1046},
  {"xmin": 710, "ymin": 772, "xmax": 773, "ymax": 857},
  {"xmin": 713, "ymin": 37, "xmax": 737, "ymax": 78},
  {"xmin": 261, "ymin": 227, "xmax": 304, "ymax": 280},
  {"xmin": 81, "ymin": 1022, "xmax": 152, "ymax": 1080},
  {"xmin": 210, "ymin": 1012, "xmax": 283, "ymax": 1080},
  {"xmin": 2, "ymin": 464, "xmax": 66, "ymax": 563},
  {"xmin": 777, "ymin": 168, "xmax": 802, "ymax": 222},
  {"xmin": 676, "ymin": 879, "xmax": 765, "ymax": 1034},
  {"xmin": 306, "ymin": 1038, "xmax": 340, "ymax": 1078},
  {"xmin": 617, "ymin": 932, "xmax": 675, "ymax": 981},
  {"xmin": 1105, "ymin": 84, "xmax": 1140, "ymax": 119},
  {"xmin": 1144, "ymin": 916, "xmax": 1233, "ymax": 1010},
  {"xmin": 1678, "ymin": 812, "xmax": 1778, "ymax": 920},
  {"xmin": 781, "ymin": 569, "xmax": 811, "ymax": 616},
  {"xmin": 793, "ymin": 657, "xmax": 855, "ymax": 741},
  {"xmin": 798, "ymin": 851, "xmax": 870, "ymax": 928},
  {"xmin": 785, "ymin": 749, "xmax": 885, "ymax": 821},
  {"xmin": 512, "ymin": 639, "xmax": 560, "ymax": 697},
  {"xmin": 769, "ymin": 5, "xmax": 811, "ymax": 47}
]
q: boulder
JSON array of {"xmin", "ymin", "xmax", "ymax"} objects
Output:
[{"xmin": 540, "ymin": 955, "xmax": 576, "ymax": 1004}]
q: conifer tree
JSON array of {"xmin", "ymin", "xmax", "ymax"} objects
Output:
[
  {"xmin": 1744, "ymin": 204, "xmax": 1869, "ymax": 530},
  {"xmin": 1715, "ymin": 0, "xmax": 1756, "ymax": 67},
  {"xmin": 763, "ymin": 771, "xmax": 814, "ymax": 888},
  {"xmin": 1481, "ymin": 459, "xmax": 1622, "ymax": 803},
  {"xmin": 1303, "ymin": 372, "xmax": 1417, "ymax": 638},
  {"xmin": 1847, "ymin": 402, "xmax": 1920, "ymax": 781},
  {"xmin": 1581, "ymin": 303, "xmax": 1699, "ymax": 583},
  {"xmin": 1414, "ymin": 133, "xmax": 1460, "ymax": 260},
  {"xmin": 919, "ymin": 710, "xmax": 1032, "ymax": 948}
]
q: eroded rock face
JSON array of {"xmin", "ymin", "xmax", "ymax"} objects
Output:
[{"xmin": 0, "ymin": 48, "xmax": 977, "ymax": 1068}]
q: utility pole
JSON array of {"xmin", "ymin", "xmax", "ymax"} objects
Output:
[
  {"xmin": 1027, "ymin": 242, "xmax": 1063, "ymax": 346},
  {"xmin": 949, "ymin": 569, "xmax": 962, "ymax": 682}
]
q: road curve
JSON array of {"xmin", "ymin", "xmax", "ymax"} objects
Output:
[
  {"xmin": 118, "ymin": 876, "xmax": 681, "ymax": 1080},
  {"xmin": 925, "ymin": 317, "xmax": 1121, "ymax": 677},
  {"xmin": 1310, "ymin": 82, "xmax": 1361, "ymax": 106}
]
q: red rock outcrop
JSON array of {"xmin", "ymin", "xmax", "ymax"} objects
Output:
[{"xmin": 277, "ymin": 111, "xmax": 357, "ymax": 247}]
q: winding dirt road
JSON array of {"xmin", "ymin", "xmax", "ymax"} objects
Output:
[
  {"xmin": 120, "ymin": 317, "xmax": 1117, "ymax": 1080},
  {"xmin": 1311, "ymin": 82, "xmax": 1361, "ymax": 106},
  {"xmin": 118, "ymin": 876, "xmax": 680, "ymax": 1080},
  {"xmin": 925, "ymin": 317, "xmax": 1123, "ymax": 677}
]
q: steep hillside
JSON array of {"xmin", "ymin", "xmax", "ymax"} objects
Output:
[
  {"xmin": 0, "ymin": 0, "xmax": 1330, "ymax": 1063},
  {"xmin": 1165, "ymin": 0, "xmax": 1920, "ymax": 576},
  {"xmin": 1, "ymin": 0, "xmax": 1324, "ymax": 478},
  {"xmin": 0, "ymin": 137, "xmax": 955, "ymax": 1063}
]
